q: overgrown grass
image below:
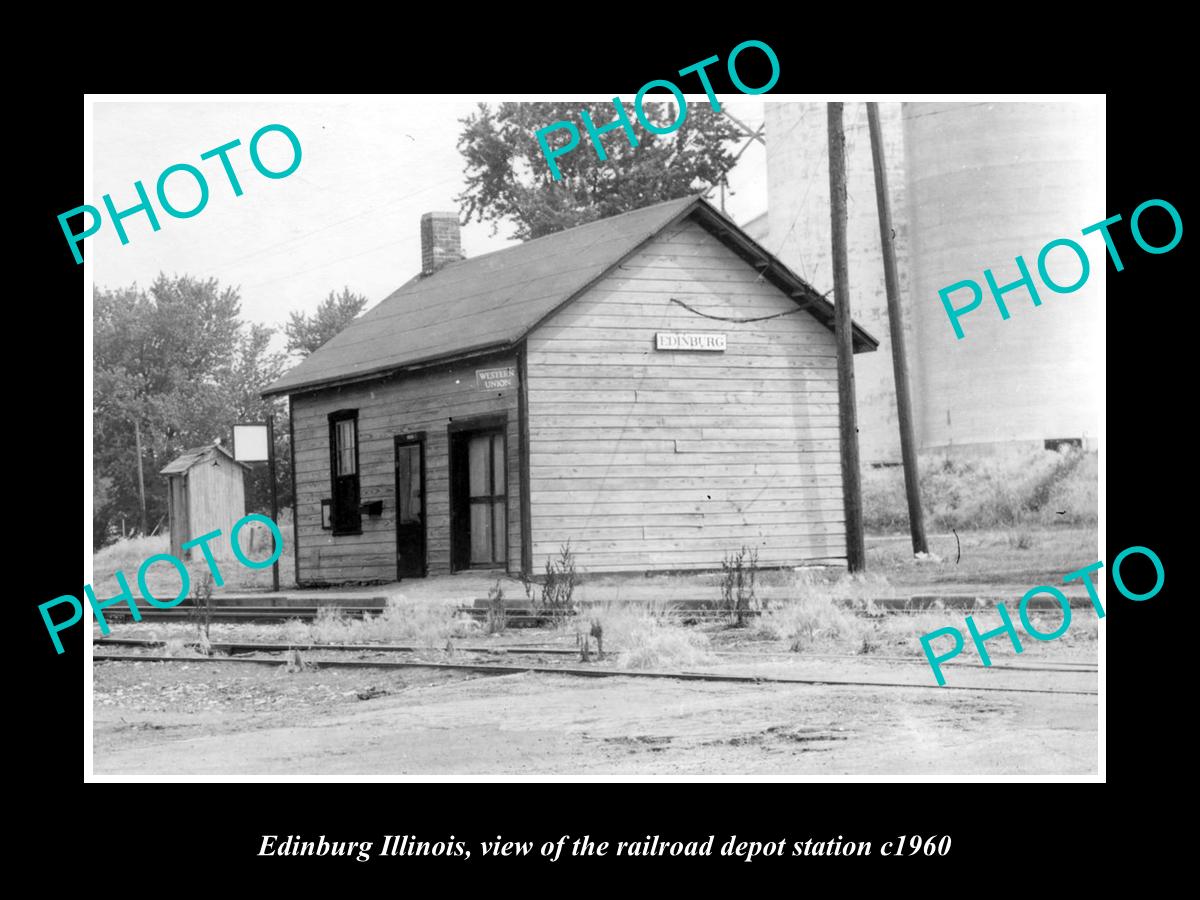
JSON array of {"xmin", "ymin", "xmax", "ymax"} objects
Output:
[
  {"xmin": 580, "ymin": 602, "xmax": 713, "ymax": 670},
  {"xmin": 782, "ymin": 569, "xmax": 893, "ymax": 604},
  {"xmin": 1006, "ymin": 530, "xmax": 1034, "ymax": 550},
  {"xmin": 752, "ymin": 588, "xmax": 1097, "ymax": 657},
  {"xmin": 287, "ymin": 596, "xmax": 480, "ymax": 646},
  {"xmin": 864, "ymin": 448, "xmax": 1096, "ymax": 532},
  {"xmin": 756, "ymin": 597, "xmax": 865, "ymax": 651},
  {"xmin": 753, "ymin": 572, "xmax": 879, "ymax": 650},
  {"xmin": 90, "ymin": 509, "xmax": 299, "ymax": 595}
]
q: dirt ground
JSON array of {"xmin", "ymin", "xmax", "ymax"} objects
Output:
[
  {"xmin": 90, "ymin": 524, "xmax": 1100, "ymax": 777},
  {"xmin": 93, "ymin": 637, "xmax": 1098, "ymax": 776}
]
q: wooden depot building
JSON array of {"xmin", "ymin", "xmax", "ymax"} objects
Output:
[{"xmin": 263, "ymin": 196, "xmax": 877, "ymax": 584}]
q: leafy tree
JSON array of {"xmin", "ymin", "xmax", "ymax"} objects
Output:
[
  {"xmin": 456, "ymin": 101, "xmax": 742, "ymax": 240},
  {"xmin": 284, "ymin": 287, "xmax": 369, "ymax": 357},
  {"xmin": 93, "ymin": 275, "xmax": 291, "ymax": 547}
]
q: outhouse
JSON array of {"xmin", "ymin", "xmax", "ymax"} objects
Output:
[{"xmin": 160, "ymin": 442, "xmax": 249, "ymax": 561}]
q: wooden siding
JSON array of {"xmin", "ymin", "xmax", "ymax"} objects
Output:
[
  {"xmin": 291, "ymin": 356, "xmax": 520, "ymax": 584},
  {"xmin": 525, "ymin": 217, "xmax": 847, "ymax": 572},
  {"xmin": 182, "ymin": 456, "xmax": 245, "ymax": 562}
]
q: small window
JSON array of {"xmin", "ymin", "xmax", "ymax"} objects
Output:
[
  {"xmin": 1044, "ymin": 438, "xmax": 1083, "ymax": 452},
  {"xmin": 329, "ymin": 410, "xmax": 361, "ymax": 534}
]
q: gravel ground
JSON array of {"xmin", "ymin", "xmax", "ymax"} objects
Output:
[{"xmin": 92, "ymin": 637, "xmax": 1098, "ymax": 776}]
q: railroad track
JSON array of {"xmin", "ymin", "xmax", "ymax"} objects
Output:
[
  {"xmin": 95, "ymin": 637, "xmax": 587, "ymax": 657},
  {"xmin": 94, "ymin": 638, "xmax": 1097, "ymax": 673},
  {"xmin": 100, "ymin": 601, "xmax": 1085, "ymax": 625},
  {"xmin": 100, "ymin": 606, "xmax": 385, "ymax": 624},
  {"xmin": 90, "ymin": 651, "xmax": 1097, "ymax": 696}
]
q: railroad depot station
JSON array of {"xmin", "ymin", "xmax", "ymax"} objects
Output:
[{"xmin": 263, "ymin": 196, "xmax": 877, "ymax": 584}]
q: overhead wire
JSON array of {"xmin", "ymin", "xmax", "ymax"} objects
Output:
[{"xmin": 217, "ymin": 173, "xmax": 463, "ymax": 272}]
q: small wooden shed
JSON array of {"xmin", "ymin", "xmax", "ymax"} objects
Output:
[{"xmin": 160, "ymin": 443, "xmax": 249, "ymax": 561}]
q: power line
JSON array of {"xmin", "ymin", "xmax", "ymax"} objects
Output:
[
  {"xmin": 767, "ymin": 102, "xmax": 866, "ymax": 289},
  {"xmin": 238, "ymin": 234, "xmax": 417, "ymax": 290},
  {"xmin": 215, "ymin": 174, "xmax": 463, "ymax": 271}
]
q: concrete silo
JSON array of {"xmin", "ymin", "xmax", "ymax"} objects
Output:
[
  {"xmin": 903, "ymin": 101, "xmax": 1104, "ymax": 452},
  {"xmin": 762, "ymin": 100, "xmax": 1104, "ymax": 458},
  {"xmin": 763, "ymin": 102, "xmax": 913, "ymax": 465}
]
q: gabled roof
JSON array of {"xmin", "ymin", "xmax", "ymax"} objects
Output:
[
  {"xmin": 263, "ymin": 195, "xmax": 878, "ymax": 397},
  {"xmin": 160, "ymin": 442, "xmax": 248, "ymax": 476}
]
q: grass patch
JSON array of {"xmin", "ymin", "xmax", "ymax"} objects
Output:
[
  {"xmin": 751, "ymin": 572, "xmax": 886, "ymax": 650},
  {"xmin": 864, "ymin": 448, "xmax": 1096, "ymax": 533},
  {"xmin": 294, "ymin": 596, "xmax": 480, "ymax": 646},
  {"xmin": 90, "ymin": 511, "xmax": 299, "ymax": 596},
  {"xmin": 868, "ymin": 526, "xmax": 1098, "ymax": 591},
  {"xmin": 580, "ymin": 603, "xmax": 713, "ymax": 670},
  {"xmin": 1006, "ymin": 530, "xmax": 1034, "ymax": 550},
  {"xmin": 756, "ymin": 598, "xmax": 866, "ymax": 651}
]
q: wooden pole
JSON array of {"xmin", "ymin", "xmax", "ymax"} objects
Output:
[
  {"xmin": 827, "ymin": 102, "xmax": 866, "ymax": 572},
  {"xmin": 267, "ymin": 414, "xmax": 280, "ymax": 592},
  {"xmin": 867, "ymin": 102, "xmax": 928, "ymax": 556},
  {"xmin": 133, "ymin": 418, "xmax": 148, "ymax": 536}
]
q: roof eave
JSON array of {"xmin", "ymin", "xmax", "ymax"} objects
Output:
[
  {"xmin": 687, "ymin": 201, "xmax": 880, "ymax": 353},
  {"xmin": 261, "ymin": 341, "xmax": 516, "ymax": 399}
]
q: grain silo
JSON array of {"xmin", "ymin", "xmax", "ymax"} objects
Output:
[
  {"xmin": 903, "ymin": 101, "xmax": 1103, "ymax": 453},
  {"xmin": 763, "ymin": 102, "xmax": 912, "ymax": 465},
  {"xmin": 762, "ymin": 100, "xmax": 1104, "ymax": 458}
]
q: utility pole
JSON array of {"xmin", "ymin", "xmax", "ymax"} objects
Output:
[
  {"xmin": 827, "ymin": 102, "xmax": 866, "ymax": 572},
  {"xmin": 867, "ymin": 102, "xmax": 928, "ymax": 555},
  {"xmin": 133, "ymin": 418, "xmax": 148, "ymax": 536}
]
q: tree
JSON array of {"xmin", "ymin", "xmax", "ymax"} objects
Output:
[
  {"xmin": 284, "ymin": 287, "xmax": 370, "ymax": 357},
  {"xmin": 93, "ymin": 275, "xmax": 290, "ymax": 547},
  {"xmin": 456, "ymin": 102, "xmax": 742, "ymax": 240}
]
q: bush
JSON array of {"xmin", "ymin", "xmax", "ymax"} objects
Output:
[
  {"xmin": 1006, "ymin": 530, "xmax": 1034, "ymax": 550},
  {"xmin": 756, "ymin": 595, "xmax": 866, "ymax": 651},
  {"xmin": 864, "ymin": 448, "xmax": 1096, "ymax": 532},
  {"xmin": 486, "ymin": 580, "xmax": 507, "ymax": 634},
  {"xmin": 304, "ymin": 596, "xmax": 479, "ymax": 646},
  {"xmin": 1039, "ymin": 450, "xmax": 1097, "ymax": 525},
  {"xmin": 719, "ymin": 545, "xmax": 760, "ymax": 626},
  {"xmin": 190, "ymin": 570, "xmax": 215, "ymax": 645},
  {"xmin": 579, "ymin": 603, "xmax": 712, "ymax": 670},
  {"xmin": 522, "ymin": 542, "xmax": 580, "ymax": 624}
]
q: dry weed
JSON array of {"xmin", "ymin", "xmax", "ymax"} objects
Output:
[
  {"xmin": 300, "ymin": 596, "xmax": 480, "ymax": 646},
  {"xmin": 582, "ymin": 603, "xmax": 712, "ymax": 670}
]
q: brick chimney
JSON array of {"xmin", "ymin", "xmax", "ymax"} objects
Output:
[{"xmin": 420, "ymin": 211, "xmax": 463, "ymax": 275}]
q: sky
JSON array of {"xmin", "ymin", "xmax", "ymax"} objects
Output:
[{"xmin": 91, "ymin": 97, "xmax": 768, "ymax": 338}]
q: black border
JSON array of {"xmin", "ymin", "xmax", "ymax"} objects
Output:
[{"xmin": 27, "ymin": 25, "xmax": 1184, "ymax": 880}]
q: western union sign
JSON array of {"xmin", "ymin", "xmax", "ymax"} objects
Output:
[{"xmin": 475, "ymin": 365, "xmax": 517, "ymax": 390}]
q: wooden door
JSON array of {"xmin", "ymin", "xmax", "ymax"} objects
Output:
[
  {"xmin": 450, "ymin": 427, "xmax": 507, "ymax": 570},
  {"xmin": 394, "ymin": 434, "xmax": 426, "ymax": 578},
  {"xmin": 169, "ymin": 475, "xmax": 189, "ymax": 559}
]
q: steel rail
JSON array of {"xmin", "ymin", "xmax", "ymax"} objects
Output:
[
  {"xmin": 92, "ymin": 653, "xmax": 1098, "ymax": 696},
  {"xmin": 95, "ymin": 638, "xmax": 1098, "ymax": 674},
  {"xmin": 95, "ymin": 638, "xmax": 587, "ymax": 657}
]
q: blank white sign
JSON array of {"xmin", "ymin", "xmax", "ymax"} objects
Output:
[{"xmin": 233, "ymin": 424, "xmax": 270, "ymax": 462}]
